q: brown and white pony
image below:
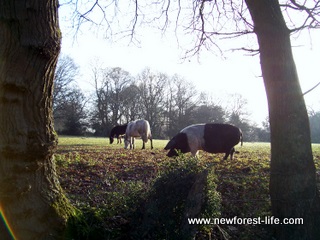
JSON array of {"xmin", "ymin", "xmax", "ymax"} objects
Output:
[{"xmin": 124, "ymin": 119, "xmax": 153, "ymax": 149}]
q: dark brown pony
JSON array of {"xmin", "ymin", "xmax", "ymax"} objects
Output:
[{"xmin": 109, "ymin": 124, "xmax": 127, "ymax": 144}]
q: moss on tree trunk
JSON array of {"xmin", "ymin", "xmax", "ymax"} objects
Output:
[{"xmin": 0, "ymin": 1, "xmax": 75, "ymax": 239}]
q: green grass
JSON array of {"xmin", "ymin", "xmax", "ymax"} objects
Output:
[
  {"xmin": 55, "ymin": 136, "xmax": 320, "ymax": 239},
  {"xmin": 57, "ymin": 135, "xmax": 168, "ymax": 148},
  {"xmin": 57, "ymin": 135, "xmax": 320, "ymax": 153},
  {"xmin": 57, "ymin": 136, "xmax": 110, "ymax": 146}
]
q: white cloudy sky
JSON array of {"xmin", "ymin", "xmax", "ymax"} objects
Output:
[{"xmin": 58, "ymin": 3, "xmax": 320, "ymax": 126}]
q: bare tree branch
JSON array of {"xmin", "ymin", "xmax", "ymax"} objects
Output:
[
  {"xmin": 130, "ymin": 0, "xmax": 139, "ymax": 42},
  {"xmin": 303, "ymin": 81, "xmax": 320, "ymax": 95},
  {"xmin": 280, "ymin": 0, "xmax": 320, "ymax": 32},
  {"xmin": 62, "ymin": 0, "xmax": 320, "ymax": 59}
]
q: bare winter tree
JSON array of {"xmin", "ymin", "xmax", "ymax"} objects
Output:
[
  {"xmin": 172, "ymin": 75, "xmax": 198, "ymax": 131},
  {"xmin": 91, "ymin": 65, "xmax": 133, "ymax": 135},
  {"xmin": 1, "ymin": 0, "xmax": 319, "ymax": 238},
  {"xmin": 0, "ymin": 1, "xmax": 74, "ymax": 239},
  {"xmin": 54, "ymin": 55, "xmax": 79, "ymax": 107},
  {"xmin": 245, "ymin": 2, "xmax": 320, "ymax": 239},
  {"xmin": 105, "ymin": 67, "xmax": 133, "ymax": 126},
  {"xmin": 121, "ymin": 84, "xmax": 143, "ymax": 122},
  {"xmin": 137, "ymin": 68, "xmax": 168, "ymax": 137},
  {"xmin": 66, "ymin": 0, "xmax": 320, "ymax": 238},
  {"xmin": 225, "ymin": 93, "xmax": 251, "ymax": 135},
  {"xmin": 53, "ymin": 55, "xmax": 80, "ymax": 129},
  {"xmin": 58, "ymin": 86, "xmax": 88, "ymax": 135},
  {"xmin": 90, "ymin": 63, "xmax": 111, "ymax": 135}
]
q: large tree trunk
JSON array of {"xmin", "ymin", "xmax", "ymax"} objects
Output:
[
  {"xmin": 245, "ymin": 0, "xmax": 320, "ymax": 239},
  {"xmin": 0, "ymin": 1, "xmax": 74, "ymax": 239}
]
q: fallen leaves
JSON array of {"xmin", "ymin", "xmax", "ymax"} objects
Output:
[{"xmin": 55, "ymin": 140, "xmax": 320, "ymax": 239}]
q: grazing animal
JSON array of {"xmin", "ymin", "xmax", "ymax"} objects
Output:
[
  {"xmin": 109, "ymin": 124, "xmax": 127, "ymax": 144},
  {"xmin": 164, "ymin": 123, "xmax": 243, "ymax": 160},
  {"xmin": 124, "ymin": 119, "xmax": 153, "ymax": 149}
]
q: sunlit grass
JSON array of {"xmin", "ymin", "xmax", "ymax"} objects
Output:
[
  {"xmin": 57, "ymin": 136, "xmax": 108, "ymax": 146},
  {"xmin": 56, "ymin": 136, "xmax": 320, "ymax": 239},
  {"xmin": 57, "ymin": 135, "xmax": 168, "ymax": 149}
]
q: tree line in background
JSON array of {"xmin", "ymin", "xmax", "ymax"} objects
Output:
[{"xmin": 53, "ymin": 55, "xmax": 320, "ymax": 143}]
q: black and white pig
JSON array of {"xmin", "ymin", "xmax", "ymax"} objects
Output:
[{"xmin": 164, "ymin": 123, "xmax": 243, "ymax": 160}]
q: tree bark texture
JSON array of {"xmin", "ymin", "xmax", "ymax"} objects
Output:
[
  {"xmin": 245, "ymin": 0, "xmax": 320, "ymax": 239},
  {"xmin": 0, "ymin": 1, "xmax": 74, "ymax": 239}
]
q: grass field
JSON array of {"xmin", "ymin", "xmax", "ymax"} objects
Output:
[{"xmin": 55, "ymin": 136, "xmax": 320, "ymax": 239}]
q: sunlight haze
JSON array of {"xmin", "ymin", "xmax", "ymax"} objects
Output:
[{"xmin": 59, "ymin": 4, "xmax": 320, "ymax": 126}]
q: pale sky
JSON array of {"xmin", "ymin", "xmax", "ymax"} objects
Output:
[{"xmin": 58, "ymin": 5, "xmax": 320, "ymax": 126}]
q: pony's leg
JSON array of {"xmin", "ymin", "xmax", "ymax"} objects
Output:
[
  {"xmin": 142, "ymin": 134, "xmax": 149, "ymax": 149},
  {"xmin": 150, "ymin": 138, "xmax": 153, "ymax": 149},
  {"xmin": 229, "ymin": 147, "xmax": 235, "ymax": 160},
  {"xmin": 131, "ymin": 138, "xmax": 134, "ymax": 149}
]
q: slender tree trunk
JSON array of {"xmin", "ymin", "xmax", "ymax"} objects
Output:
[
  {"xmin": 0, "ymin": 1, "xmax": 74, "ymax": 239},
  {"xmin": 245, "ymin": 0, "xmax": 320, "ymax": 239}
]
